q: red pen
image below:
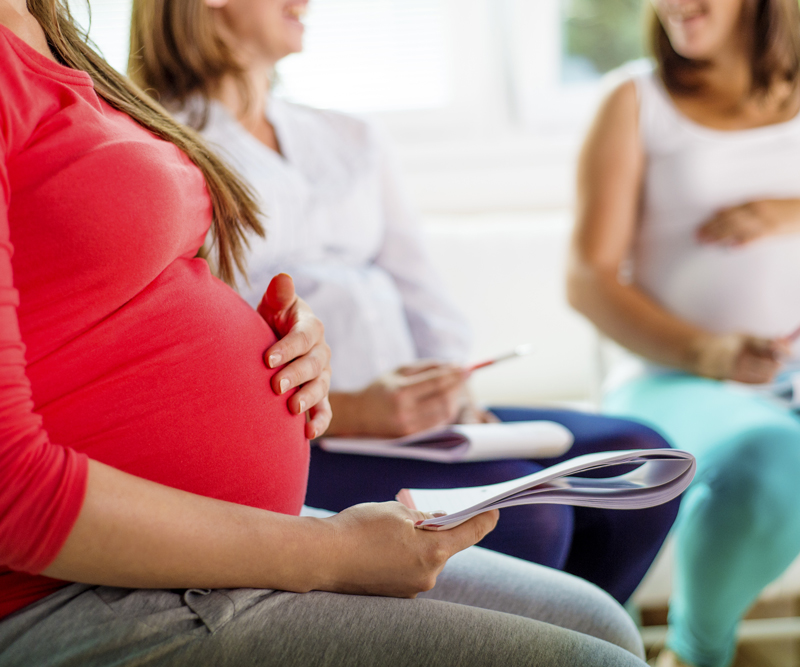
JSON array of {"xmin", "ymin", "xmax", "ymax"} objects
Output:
[{"xmin": 467, "ymin": 344, "xmax": 534, "ymax": 372}]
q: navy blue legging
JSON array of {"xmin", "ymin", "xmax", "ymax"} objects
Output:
[{"xmin": 307, "ymin": 407, "xmax": 680, "ymax": 604}]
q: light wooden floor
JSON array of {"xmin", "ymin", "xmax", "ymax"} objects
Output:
[{"xmin": 642, "ymin": 600, "xmax": 800, "ymax": 667}]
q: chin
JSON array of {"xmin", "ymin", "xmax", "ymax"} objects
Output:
[{"xmin": 671, "ymin": 42, "xmax": 715, "ymax": 60}]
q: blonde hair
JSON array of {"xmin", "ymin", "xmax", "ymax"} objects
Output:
[
  {"xmin": 128, "ymin": 0, "xmax": 248, "ymax": 128},
  {"xmin": 28, "ymin": 0, "xmax": 263, "ymax": 285}
]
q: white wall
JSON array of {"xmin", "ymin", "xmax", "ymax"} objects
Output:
[{"xmin": 422, "ymin": 210, "xmax": 600, "ymax": 405}]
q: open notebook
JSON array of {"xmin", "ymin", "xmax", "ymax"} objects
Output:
[
  {"xmin": 317, "ymin": 421, "xmax": 574, "ymax": 463},
  {"xmin": 397, "ymin": 448, "xmax": 696, "ymax": 530}
]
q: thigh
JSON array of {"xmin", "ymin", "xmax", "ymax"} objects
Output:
[
  {"xmin": 421, "ymin": 546, "xmax": 644, "ymax": 657},
  {"xmin": 0, "ymin": 571, "xmax": 646, "ymax": 667},
  {"xmin": 604, "ymin": 374, "xmax": 800, "ymax": 460}
]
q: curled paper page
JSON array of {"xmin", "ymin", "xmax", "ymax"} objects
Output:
[{"xmin": 397, "ymin": 449, "xmax": 695, "ymax": 531}]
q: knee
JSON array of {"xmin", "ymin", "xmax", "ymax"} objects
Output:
[
  {"xmin": 702, "ymin": 429, "xmax": 800, "ymax": 535},
  {"xmin": 555, "ymin": 573, "xmax": 645, "ymax": 659}
]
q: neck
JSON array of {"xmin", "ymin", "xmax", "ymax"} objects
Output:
[
  {"xmin": 700, "ymin": 46, "xmax": 753, "ymax": 101},
  {"xmin": 0, "ymin": 0, "xmax": 28, "ymax": 16},
  {"xmin": 213, "ymin": 63, "xmax": 274, "ymax": 128}
]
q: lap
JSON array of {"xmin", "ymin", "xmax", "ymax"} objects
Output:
[
  {"xmin": 604, "ymin": 374, "xmax": 800, "ymax": 462},
  {"xmin": 0, "ymin": 549, "xmax": 645, "ymax": 667}
]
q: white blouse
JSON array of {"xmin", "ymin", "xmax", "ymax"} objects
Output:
[{"xmin": 184, "ymin": 98, "xmax": 471, "ymax": 391}]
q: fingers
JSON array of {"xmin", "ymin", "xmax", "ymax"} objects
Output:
[
  {"xmin": 264, "ymin": 309, "xmax": 326, "ymax": 370},
  {"xmin": 732, "ymin": 341, "xmax": 782, "ymax": 384},
  {"xmin": 286, "ymin": 373, "xmax": 331, "ymax": 413},
  {"xmin": 396, "ymin": 360, "xmax": 448, "ymax": 377},
  {"xmin": 697, "ymin": 206, "xmax": 764, "ymax": 246},
  {"xmin": 257, "ymin": 274, "xmax": 298, "ymax": 338},
  {"xmin": 261, "ymin": 273, "xmax": 296, "ymax": 314},
  {"xmin": 305, "ymin": 397, "xmax": 332, "ymax": 440},
  {"xmin": 436, "ymin": 510, "xmax": 500, "ymax": 556},
  {"xmin": 399, "ymin": 365, "xmax": 466, "ymax": 398},
  {"xmin": 271, "ymin": 339, "xmax": 331, "ymax": 395}
]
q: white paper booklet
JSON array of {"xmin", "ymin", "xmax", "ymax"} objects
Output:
[
  {"xmin": 317, "ymin": 421, "xmax": 574, "ymax": 463},
  {"xmin": 397, "ymin": 449, "xmax": 695, "ymax": 530}
]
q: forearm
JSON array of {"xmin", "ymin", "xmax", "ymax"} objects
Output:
[
  {"xmin": 326, "ymin": 391, "xmax": 364, "ymax": 436},
  {"xmin": 43, "ymin": 459, "xmax": 500, "ymax": 601},
  {"xmin": 43, "ymin": 459, "xmax": 335, "ymax": 592},
  {"xmin": 568, "ymin": 262, "xmax": 713, "ymax": 373}
]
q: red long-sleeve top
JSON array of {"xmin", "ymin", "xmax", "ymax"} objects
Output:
[{"xmin": 0, "ymin": 25, "xmax": 308, "ymax": 619}]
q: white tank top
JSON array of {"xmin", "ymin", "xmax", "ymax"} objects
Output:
[{"xmin": 633, "ymin": 72, "xmax": 800, "ymax": 345}]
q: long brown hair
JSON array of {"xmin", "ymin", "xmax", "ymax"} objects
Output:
[
  {"xmin": 648, "ymin": 0, "xmax": 800, "ymax": 96},
  {"xmin": 27, "ymin": 0, "xmax": 263, "ymax": 285},
  {"xmin": 128, "ymin": 0, "xmax": 248, "ymax": 127}
]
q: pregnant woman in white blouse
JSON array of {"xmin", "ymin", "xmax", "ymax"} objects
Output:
[{"xmin": 129, "ymin": 0, "xmax": 679, "ymax": 605}]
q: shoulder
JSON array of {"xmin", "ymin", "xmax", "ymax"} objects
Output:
[
  {"xmin": 586, "ymin": 78, "xmax": 641, "ymax": 148},
  {"xmin": 0, "ymin": 24, "xmax": 72, "ymax": 157},
  {"xmin": 0, "ymin": 27, "xmax": 29, "ymax": 154},
  {"xmin": 579, "ymin": 71, "xmax": 646, "ymax": 177}
]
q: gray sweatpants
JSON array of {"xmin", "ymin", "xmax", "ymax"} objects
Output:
[{"xmin": 0, "ymin": 547, "xmax": 646, "ymax": 666}]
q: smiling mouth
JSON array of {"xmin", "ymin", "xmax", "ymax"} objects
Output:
[{"xmin": 663, "ymin": 2, "xmax": 705, "ymax": 24}]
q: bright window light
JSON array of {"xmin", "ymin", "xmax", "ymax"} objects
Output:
[
  {"xmin": 71, "ymin": 0, "xmax": 133, "ymax": 74},
  {"xmin": 275, "ymin": 0, "xmax": 452, "ymax": 114}
]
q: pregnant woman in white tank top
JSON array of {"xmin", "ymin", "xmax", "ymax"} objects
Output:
[{"xmin": 568, "ymin": 1, "xmax": 800, "ymax": 666}]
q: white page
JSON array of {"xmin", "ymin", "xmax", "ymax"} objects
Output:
[{"xmin": 397, "ymin": 449, "xmax": 695, "ymax": 529}]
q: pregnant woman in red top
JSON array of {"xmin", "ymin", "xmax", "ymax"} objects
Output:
[{"xmin": 0, "ymin": 0, "xmax": 650, "ymax": 665}]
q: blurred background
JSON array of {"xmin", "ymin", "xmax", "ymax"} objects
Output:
[{"xmin": 76, "ymin": 0, "xmax": 647, "ymax": 406}]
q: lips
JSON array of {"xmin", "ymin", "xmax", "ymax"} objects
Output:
[{"xmin": 662, "ymin": 1, "xmax": 706, "ymax": 24}]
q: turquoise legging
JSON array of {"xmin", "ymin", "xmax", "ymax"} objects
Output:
[{"xmin": 605, "ymin": 373, "xmax": 800, "ymax": 667}]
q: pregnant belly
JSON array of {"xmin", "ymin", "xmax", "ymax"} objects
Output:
[
  {"xmin": 25, "ymin": 259, "xmax": 308, "ymax": 515},
  {"xmin": 636, "ymin": 234, "xmax": 800, "ymax": 340}
]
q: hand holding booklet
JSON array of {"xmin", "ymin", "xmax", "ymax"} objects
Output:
[
  {"xmin": 397, "ymin": 449, "xmax": 695, "ymax": 530},
  {"xmin": 317, "ymin": 421, "xmax": 574, "ymax": 463}
]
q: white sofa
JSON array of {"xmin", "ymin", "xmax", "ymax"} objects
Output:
[{"xmin": 422, "ymin": 209, "xmax": 599, "ymax": 407}]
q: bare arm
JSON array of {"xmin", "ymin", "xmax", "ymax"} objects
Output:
[
  {"xmin": 567, "ymin": 81, "xmax": 782, "ymax": 382},
  {"xmin": 44, "ymin": 459, "xmax": 498, "ymax": 598}
]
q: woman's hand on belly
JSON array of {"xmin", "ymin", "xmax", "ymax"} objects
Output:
[
  {"xmin": 697, "ymin": 199, "xmax": 800, "ymax": 247},
  {"xmin": 257, "ymin": 273, "xmax": 332, "ymax": 439}
]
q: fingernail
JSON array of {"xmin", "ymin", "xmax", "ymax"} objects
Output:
[
  {"xmin": 268, "ymin": 353, "xmax": 281, "ymax": 368},
  {"xmin": 298, "ymin": 399, "xmax": 306, "ymax": 413},
  {"xmin": 308, "ymin": 426, "xmax": 317, "ymax": 440},
  {"xmin": 279, "ymin": 378, "xmax": 289, "ymax": 394}
]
